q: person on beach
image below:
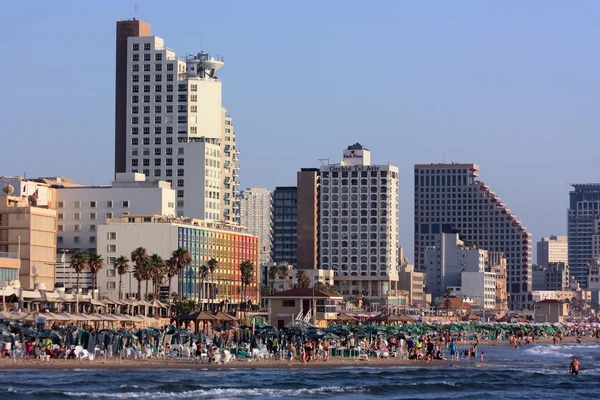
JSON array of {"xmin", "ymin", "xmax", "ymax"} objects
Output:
[
  {"xmin": 449, "ymin": 340, "xmax": 458, "ymax": 361},
  {"xmin": 480, "ymin": 352, "xmax": 484, "ymax": 363},
  {"xmin": 286, "ymin": 343, "xmax": 295, "ymax": 366},
  {"xmin": 570, "ymin": 357, "xmax": 580, "ymax": 376}
]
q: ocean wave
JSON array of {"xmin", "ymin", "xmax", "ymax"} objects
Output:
[{"xmin": 523, "ymin": 345, "xmax": 574, "ymax": 358}]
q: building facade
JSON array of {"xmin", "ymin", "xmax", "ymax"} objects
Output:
[
  {"xmin": 272, "ymin": 187, "xmax": 298, "ymax": 266},
  {"xmin": 296, "ymin": 168, "xmax": 319, "ymax": 270},
  {"xmin": 97, "ymin": 215, "xmax": 259, "ymax": 303},
  {"xmin": 0, "ymin": 196, "xmax": 57, "ymax": 290},
  {"xmin": 488, "ymin": 251, "xmax": 508, "ymax": 313},
  {"xmin": 318, "ymin": 143, "xmax": 400, "ymax": 302},
  {"xmin": 397, "ymin": 263, "xmax": 427, "ymax": 310},
  {"xmin": 239, "ymin": 188, "xmax": 273, "ymax": 266},
  {"xmin": 532, "ymin": 262, "xmax": 570, "ymax": 291},
  {"xmin": 568, "ymin": 184, "xmax": 600, "ymax": 289},
  {"xmin": 425, "ymin": 233, "xmax": 488, "ymax": 302},
  {"xmin": 54, "ymin": 173, "xmax": 175, "ymax": 251},
  {"xmin": 537, "ymin": 235, "xmax": 568, "ymax": 268},
  {"xmin": 0, "ymin": 252, "xmax": 19, "ymax": 282},
  {"xmin": 115, "ymin": 19, "xmax": 240, "ymax": 221},
  {"xmin": 414, "ymin": 163, "xmax": 532, "ymax": 310}
]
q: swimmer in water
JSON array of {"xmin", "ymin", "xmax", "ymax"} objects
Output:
[{"xmin": 570, "ymin": 356, "xmax": 580, "ymax": 376}]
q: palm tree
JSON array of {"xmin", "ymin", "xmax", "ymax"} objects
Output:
[
  {"xmin": 172, "ymin": 248, "xmax": 192, "ymax": 297},
  {"xmin": 149, "ymin": 254, "xmax": 164, "ymax": 299},
  {"xmin": 277, "ymin": 265, "xmax": 290, "ymax": 291},
  {"xmin": 165, "ymin": 256, "xmax": 179, "ymax": 298},
  {"xmin": 268, "ymin": 265, "xmax": 279, "ymax": 294},
  {"xmin": 131, "ymin": 247, "xmax": 148, "ymax": 300},
  {"xmin": 198, "ymin": 265, "xmax": 210, "ymax": 310},
  {"xmin": 295, "ymin": 268, "xmax": 311, "ymax": 288},
  {"xmin": 207, "ymin": 258, "xmax": 218, "ymax": 311},
  {"xmin": 239, "ymin": 260, "xmax": 255, "ymax": 306},
  {"xmin": 87, "ymin": 252, "xmax": 104, "ymax": 292},
  {"xmin": 114, "ymin": 256, "xmax": 130, "ymax": 300},
  {"xmin": 69, "ymin": 251, "xmax": 88, "ymax": 294}
]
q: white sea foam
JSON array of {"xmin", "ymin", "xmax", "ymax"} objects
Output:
[
  {"xmin": 523, "ymin": 345, "xmax": 573, "ymax": 358},
  {"xmin": 64, "ymin": 386, "xmax": 367, "ymax": 399}
]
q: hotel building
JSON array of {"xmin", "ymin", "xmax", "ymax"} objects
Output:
[
  {"xmin": 414, "ymin": 163, "xmax": 532, "ymax": 310},
  {"xmin": 114, "ymin": 19, "xmax": 240, "ymax": 221},
  {"xmin": 568, "ymin": 184, "xmax": 600, "ymax": 288},
  {"xmin": 272, "ymin": 186, "xmax": 298, "ymax": 266},
  {"xmin": 318, "ymin": 143, "xmax": 400, "ymax": 301},
  {"xmin": 537, "ymin": 235, "xmax": 568, "ymax": 268},
  {"xmin": 239, "ymin": 188, "xmax": 273, "ymax": 265},
  {"xmin": 296, "ymin": 168, "xmax": 320, "ymax": 270},
  {"xmin": 97, "ymin": 215, "xmax": 259, "ymax": 303}
]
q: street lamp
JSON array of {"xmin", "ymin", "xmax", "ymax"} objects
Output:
[{"xmin": 60, "ymin": 249, "xmax": 69, "ymax": 289}]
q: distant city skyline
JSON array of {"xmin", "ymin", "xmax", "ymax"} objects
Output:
[{"xmin": 2, "ymin": 1, "xmax": 599, "ymax": 263}]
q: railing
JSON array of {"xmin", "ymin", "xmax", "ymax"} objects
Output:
[{"xmin": 0, "ymin": 252, "xmax": 18, "ymax": 259}]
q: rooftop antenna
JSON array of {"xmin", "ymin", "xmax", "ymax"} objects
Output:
[
  {"xmin": 200, "ymin": 39, "xmax": 203, "ymax": 52},
  {"xmin": 133, "ymin": 2, "xmax": 138, "ymax": 20}
]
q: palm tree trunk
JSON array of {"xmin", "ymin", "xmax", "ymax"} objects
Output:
[
  {"xmin": 137, "ymin": 279, "xmax": 142, "ymax": 300},
  {"xmin": 118, "ymin": 274, "xmax": 123, "ymax": 300},
  {"xmin": 76, "ymin": 271, "xmax": 80, "ymax": 293},
  {"xmin": 145, "ymin": 280, "xmax": 149, "ymax": 300}
]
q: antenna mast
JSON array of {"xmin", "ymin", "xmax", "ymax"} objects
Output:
[{"xmin": 134, "ymin": 2, "xmax": 138, "ymax": 20}]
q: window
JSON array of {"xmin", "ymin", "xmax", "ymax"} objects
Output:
[
  {"xmin": 166, "ymin": 94, "xmax": 173, "ymax": 102},
  {"xmin": 190, "ymin": 84, "xmax": 197, "ymax": 92},
  {"xmin": 154, "ymin": 159, "xmax": 161, "ymax": 166},
  {"xmin": 105, "ymin": 212, "xmax": 113, "ymax": 219},
  {"xmin": 154, "ymin": 148, "xmax": 161, "ymax": 156},
  {"xmin": 132, "ymin": 75, "xmax": 139, "ymax": 82},
  {"xmin": 89, "ymin": 224, "xmax": 96, "ymax": 232},
  {"xmin": 167, "ymin": 63, "xmax": 174, "ymax": 71},
  {"xmin": 57, "ymin": 213, "xmax": 64, "ymax": 220},
  {"xmin": 89, "ymin": 212, "xmax": 96, "ymax": 220},
  {"xmin": 155, "ymin": 97, "xmax": 162, "ymax": 105},
  {"xmin": 73, "ymin": 213, "xmax": 80, "ymax": 220},
  {"xmin": 166, "ymin": 169, "xmax": 172, "ymax": 177},
  {"xmin": 166, "ymin": 158, "xmax": 173, "ymax": 166},
  {"xmin": 106, "ymin": 201, "xmax": 113, "ymax": 208},
  {"xmin": 107, "ymin": 244, "xmax": 117, "ymax": 252},
  {"xmin": 143, "ymin": 64, "xmax": 150, "ymax": 72},
  {"xmin": 132, "ymin": 64, "xmax": 139, "ymax": 72},
  {"xmin": 155, "ymin": 85, "xmax": 162, "ymax": 93},
  {"xmin": 132, "ymin": 85, "xmax": 139, "ymax": 93},
  {"xmin": 155, "ymin": 137, "xmax": 161, "ymax": 145},
  {"xmin": 89, "ymin": 236, "xmax": 96, "ymax": 244},
  {"xmin": 177, "ymin": 179, "xmax": 184, "ymax": 187},
  {"xmin": 132, "ymin": 106, "xmax": 139, "ymax": 114},
  {"xmin": 177, "ymin": 169, "xmax": 184, "ymax": 176},
  {"xmin": 106, "ymin": 282, "xmax": 116, "ymax": 290},
  {"xmin": 144, "ymin": 85, "xmax": 150, "ymax": 93},
  {"xmin": 143, "ymin": 138, "xmax": 150, "ymax": 145},
  {"xmin": 143, "ymin": 43, "xmax": 151, "ymax": 51},
  {"xmin": 107, "ymin": 269, "xmax": 116, "ymax": 277},
  {"xmin": 154, "ymin": 169, "xmax": 161, "ymax": 176},
  {"xmin": 144, "ymin": 54, "xmax": 151, "ymax": 61},
  {"xmin": 177, "ymin": 190, "xmax": 184, "ymax": 198},
  {"xmin": 166, "ymin": 148, "xmax": 173, "ymax": 155},
  {"xmin": 73, "ymin": 224, "xmax": 81, "ymax": 232},
  {"xmin": 122, "ymin": 201, "xmax": 129, "ymax": 208},
  {"xmin": 132, "ymin": 127, "xmax": 138, "ymax": 135},
  {"xmin": 154, "ymin": 126, "xmax": 161, "ymax": 134},
  {"xmin": 190, "ymin": 95, "xmax": 197, "ymax": 102},
  {"xmin": 57, "ymin": 201, "xmax": 64, "ymax": 208},
  {"xmin": 177, "ymin": 158, "xmax": 184, "ymax": 166},
  {"xmin": 166, "ymin": 105, "xmax": 173, "ymax": 113},
  {"xmin": 282, "ymin": 300, "xmax": 296, "ymax": 307},
  {"xmin": 57, "ymin": 224, "xmax": 64, "ymax": 232},
  {"xmin": 155, "ymin": 74, "xmax": 162, "ymax": 82},
  {"xmin": 166, "ymin": 137, "xmax": 173, "ymax": 145},
  {"xmin": 74, "ymin": 236, "xmax": 80, "ymax": 244},
  {"xmin": 155, "ymin": 64, "xmax": 162, "ymax": 72},
  {"xmin": 155, "ymin": 53, "xmax": 162, "ymax": 61},
  {"xmin": 73, "ymin": 201, "xmax": 81, "ymax": 208},
  {"xmin": 132, "ymin": 117, "xmax": 138, "ymax": 125},
  {"xmin": 167, "ymin": 74, "xmax": 174, "ymax": 81},
  {"xmin": 131, "ymin": 138, "xmax": 138, "ymax": 146},
  {"xmin": 133, "ymin": 43, "xmax": 139, "ymax": 51},
  {"xmin": 155, "ymin": 116, "xmax": 161, "ymax": 124},
  {"xmin": 143, "ymin": 159, "xmax": 150, "ymax": 166}
]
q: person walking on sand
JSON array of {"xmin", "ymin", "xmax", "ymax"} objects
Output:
[
  {"xmin": 287, "ymin": 343, "xmax": 295, "ymax": 366},
  {"xmin": 570, "ymin": 357, "xmax": 580, "ymax": 376}
]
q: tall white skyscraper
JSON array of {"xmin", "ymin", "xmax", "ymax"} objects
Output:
[
  {"xmin": 115, "ymin": 20, "xmax": 239, "ymax": 222},
  {"xmin": 318, "ymin": 143, "xmax": 399, "ymax": 301},
  {"xmin": 239, "ymin": 188, "xmax": 273, "ymax": 265}
]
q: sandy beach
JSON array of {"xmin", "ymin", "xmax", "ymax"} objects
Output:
[{"xmin": 1, "ymin": 336, "xmax": 596, "ymax": 370}]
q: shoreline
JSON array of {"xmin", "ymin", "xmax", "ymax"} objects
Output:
[{"xmin": 1, "ymin": 337, "xmax": 596, "ymax": 371}]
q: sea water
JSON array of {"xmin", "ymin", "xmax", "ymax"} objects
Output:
[{"xmin": 2, "ymin": 343, "xmax": 600, "ymax": 399}]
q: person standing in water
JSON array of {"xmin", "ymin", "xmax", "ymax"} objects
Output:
[{"xmin": 570, "ymin": 357, "xmax": 580, "ymax": 376}]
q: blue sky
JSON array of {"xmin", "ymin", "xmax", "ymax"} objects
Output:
[{"xmin": 1, "ymin": 1, "xmax": 599, "ymax": 262}]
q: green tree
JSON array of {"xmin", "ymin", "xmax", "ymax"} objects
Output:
[
  {"xmin": 165, "ymin": 256, "xmax": 179, "ymax": 299},
  {"xmin": 114, "ymin": 256, "xmax": 130, "ymax": 300},
  {"xmin": 277, "ymin": 265, "xmax": 290, "ymax": 291},
  {"xmin": 69, "ymin": 250, "xmax": 88, "ymax": 293},
  {"xmin": 149, "ymin": 253, "xmax": 164, "ymax": 299},
  {"xmin": 268, "ymin": 265, "xmax": 279, "ymax": 294},
  {"xmin": 198, "ymin": 265, "xmax": 210, "ymax": 310},
  {"xmin": 174, "ymin": 297, "xmax": 197, "ymax": 315},
  {"xmin": 131, "ymin": 247, "xmax": 148, "ymax": 300},
  {"xmin": 207, "ymin": 257, "xmax": 218, "ymax": 311},
  {"xmin": 87, "ymin": 251, "xmax": 104, "ymax": 292},
  {"xmin": 172, "ymin": 247, "xmax": 192, "ymax": 296},
  {"xmin": 240, "ymin": 260, "xmax": 255, "ymax": 304},
  {"xmin": 295, "ymin": 268, "xmax": 311, "ymax": 288}
]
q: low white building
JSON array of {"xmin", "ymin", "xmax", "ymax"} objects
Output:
[
  {"xmin": 449, "ymin": 271, "xmax": 497, "ymax": 311},
  {"xmin": 54, "ymin": 173, "xmax": 175, "ymax": 251},
  {"xmin": 425, "ymin": 233, "xmax": 487, "ymax": 302}
]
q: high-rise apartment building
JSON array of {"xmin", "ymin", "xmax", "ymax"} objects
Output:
[
  {"xmin": 414, "ymin": 163, "xmax": 532, "ymax": 310},
  {"xmin": 568, "ymin": 184, "xmax": 600, "ymax": 288},
  {"xmin": 319, "ymin": 143, "xmax": 399, "ymax": 301},
  {"xmin": 272, "ymin": 187, "xmax": 297, "ymax": 265},
  {"xmin": 239, "ymin": 188, "xmax": 273, "ymax": 266},
  {"xmin": 114, "ymin": 19, "xmax": 240, "ymax": 221},
  {"xmin": 297, "ymin": 168, "xmax": 319, "ymax": 270},
  {"xmin": 537, "ymin": 235, "xmax": 568, "ymax": 268}
]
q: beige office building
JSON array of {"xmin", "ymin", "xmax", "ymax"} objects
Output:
[
  {"xmin": 0, "ymin": 195, "xmax": 57, "ymax": 290},
  {"xmin": 537, "ymin": 235, "xmax": 568, "ymax": 267}
]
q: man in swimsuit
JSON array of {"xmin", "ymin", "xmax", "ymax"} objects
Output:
[{"xmin": 570, "ymin": 357, "xmax": 580, "ymax": 376}]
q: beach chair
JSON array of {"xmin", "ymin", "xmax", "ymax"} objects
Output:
[
  {"xmin": 355, "ymin": 348, "xmax": 369, "ymax": 362},
  {"xmin": 181, "ymin": 346, "xmax": 191, "ymax": 359},
  {"xmin": 220, "ymin": 349, "xmax": 233, "ymax": 364}
]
